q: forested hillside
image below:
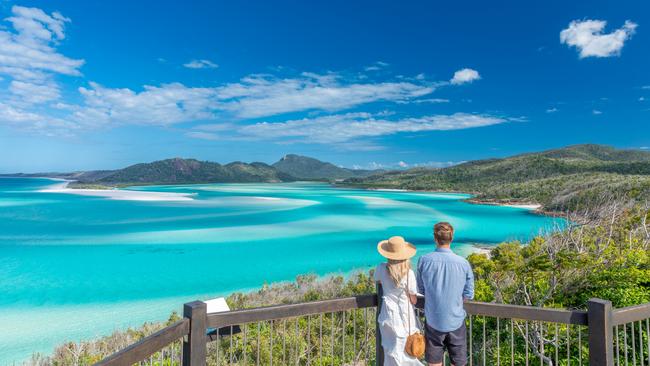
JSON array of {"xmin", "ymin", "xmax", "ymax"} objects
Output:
[{"xmin": 346, "ymin": 144, "xmax": 650, "ymax": 211}]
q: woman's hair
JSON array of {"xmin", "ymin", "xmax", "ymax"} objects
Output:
[
  {"xmin": 434, "ymin": 221, "xmax": 454, "ymax": 245},
  {"xmin": 386, "ymin": 259, "xmax": 411, "ymax": 286}
]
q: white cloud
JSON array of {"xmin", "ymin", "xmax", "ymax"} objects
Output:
[
  {"xmin": 546, "ymin": 107, "xmax": 558, "ymax": 113},
  {"xmin": 0, "ymin": 102, "xmax": 78, "ymax": 135},
  {"xmin": 0, "ymin": 6, "xmax": 84, "ymax": 82},
  {"xmin": 397, "ymin": 98, "xmax": 450, "ymax": 105},
  {"xmin": 9, "ymin": 80, "xmax": 61, "ymax": 104},
  {"xmin": 0, "ymin": 5, "xmax": 495, "ymax": 141},
  {"xmin": 593, "ymin": 109, "xmax": 603, "ymax": 115},
  {"xmin": 450, "ymin": 68, "xmax": 481, "ymax": 85},
  {"xmin": 352, "ymin": 160, "xmax": 457, "ymax": 170},
  {"xmin": 364, "ymin": 61, "xmax": 389, "ymax": 71},
  {"xmin": 76, "ymin": 82, "xmax": 219, "ymax": 126},
  {"xmin": 560, "ymin": 19, "xmax": 637, "ymax": 58},
  {"xmin": 0, "ymin": 6, "xmax": 84, "ymax": 132},
  {"xmin": 235, "ymin": 112, "xmax": 508, "ymax": 145},
  {"xmin": 213, "ymin": 73, "xmax": 436, "ymax": 118},
  {"xmin": 640, "ymin": 97, "xmax": 646, "ymax": 102},
  {"xmin": 185, "ymin": 131, "xmax": 220, "ymax": 140},
  {"xmin": 183, "ymin": 59, "xmax": 219, "ymax": 69},
  {"xmin": 642, "ymin": 86, "xmax": 650, "ymax": 90}
]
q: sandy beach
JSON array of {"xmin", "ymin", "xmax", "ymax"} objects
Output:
[
  {"xmin": 502, "ymin": 203, "xmax": 542, "ymax": 210},
  {"xmin": 39, "ymin": 181, "xmax": 195, "ymax": 201}
]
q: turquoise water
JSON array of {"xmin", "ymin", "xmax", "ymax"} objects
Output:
[{"xmin": 0, "ymin": 178, "xmax": 564, "ymax": 363}]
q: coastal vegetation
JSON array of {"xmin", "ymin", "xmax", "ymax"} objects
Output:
[{"xmin": 345, "ymin": 144, "xmax": 650, "ymax": 211}]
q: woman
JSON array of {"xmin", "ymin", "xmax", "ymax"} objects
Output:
[{"xmin": 375, "ymin": 236, "xmax": 424, "ymax": 366}]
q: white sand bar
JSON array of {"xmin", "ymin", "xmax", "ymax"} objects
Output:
[
  {"xmin": 503, "ymin": 204, "xmax": 542, "ymax": 210},
  {"xmin": 39, "ymin": 181, "xmax": 195, "ymax": 202}
]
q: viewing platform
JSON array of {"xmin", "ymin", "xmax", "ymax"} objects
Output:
[{"xmin": 96, "ymin": 285, "xmax": 650, "ymax": 366}]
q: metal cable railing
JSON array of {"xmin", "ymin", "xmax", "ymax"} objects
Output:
[
  {"xmin": 206, "ymin": 308, "xmax": 377, "ymax": 365},
  {"xmin": 612, "ymin": 303, "xmax": 650, "ymax": 366}
]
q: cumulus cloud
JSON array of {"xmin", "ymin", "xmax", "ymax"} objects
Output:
[
  {"xmin": 235, "ymin": 112, "xmax": 508, "ymax": 145},
  {"xmin": 560, "ymin": 19, "xmax": 638, "ymax": 58},
  {"xmin": 213, "ymin": 73, "xmax": 436, "ymax": 118},
  {"xmin": 183, "ymin": 59, "xmax": 219, "ymax": 69},
  {"xmin": 0, "ymin": 5, "xmax": 497, "ymax": 143},
  {"xmin": 450, "ymin": 68, "xmax": 481, "ymax": 85},
  {"xmin": 593, "ymin": 110, "xmax": 603, "ymax": 115},
  {"xmin": 546, "ymin": 107, "xmax": 558, "ymax": 113},
  {"xmin": 0, "ymin": 5, "xmax": 84, "ymax": 82},
  {"xmin": 0, "ymin": 6, "xmax": 84, "ymax": 132},
  {"xmin": 75, "ymin": 82, "xmax": 219, "ymax": 126},
  {"xmin": 9, "ymin": 80, "xmax": 61, "ymax": 104},
  {"xmin": 0, "ymin": 102, "xmax": 78, "ymax": 135}
]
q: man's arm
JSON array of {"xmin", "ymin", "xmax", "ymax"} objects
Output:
[{"xmin": 463, "ymin": 262, "xmax": 475, "ymax": 301}]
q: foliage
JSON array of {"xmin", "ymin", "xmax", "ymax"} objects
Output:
[
  {"xmin": 345, "ymin": 144, "xmax": 650, "ymax": 211},
  {"xmin": 468, "ymin": 204, "xmax": 650, "ymax": 309},
  {"xmin": 90, "ymin": 158, "xmax": 295, "ymax": 186}
]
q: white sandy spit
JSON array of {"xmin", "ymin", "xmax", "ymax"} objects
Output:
[
  {"xmin": 503, "ymin": 204, "xmax": 542, "ymax": 210},
  {"xmin": 39, "ymin": 181, "xmax": 195, "ymax": 202}
]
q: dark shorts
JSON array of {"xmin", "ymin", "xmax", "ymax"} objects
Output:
[{"xmin": 424, "ymin": 322, "xmax": 468, "ymax": 365}]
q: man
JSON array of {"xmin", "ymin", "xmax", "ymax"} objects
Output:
[{"xmin": 417, "ymin": 222, "xmax": 474, "ymax": 366}]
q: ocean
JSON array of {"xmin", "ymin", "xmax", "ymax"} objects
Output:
[{"xmin": 0, "ymin": 177, "xmax": 564, "ymax": 363}]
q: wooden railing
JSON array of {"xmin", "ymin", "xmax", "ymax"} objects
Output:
[{"xmin": 95, "ymin": 288, "xmax": 650, "ymax": 366}]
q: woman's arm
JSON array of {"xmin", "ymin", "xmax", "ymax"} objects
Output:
[{"xmin": 408, "ymin": 293, "xmax": 417, "ymax": 305}]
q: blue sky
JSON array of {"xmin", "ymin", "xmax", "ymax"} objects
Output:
[{"xmin": 0, "ymin": 0, "xmax": 648, "ymax": 173}]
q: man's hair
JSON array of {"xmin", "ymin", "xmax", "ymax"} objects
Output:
[{"xmin": 433, "ymin": 222, "xmax": 454, "ymax": 245}]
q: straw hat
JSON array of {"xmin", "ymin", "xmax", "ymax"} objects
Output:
[{"xmin": 377, "ymin": 236, "xmax": 416, "ymax": 260}]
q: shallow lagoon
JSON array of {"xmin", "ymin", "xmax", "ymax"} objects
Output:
[{"xmin": 0, "ymin": 178, "xmax": 564, "ymax": 363}]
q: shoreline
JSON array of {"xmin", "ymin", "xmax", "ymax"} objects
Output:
[
  {"xmin": 38, "ymin": 180, "xmax": 196, "ymax": 202},
  {"xmin": 343, "ymin": 183, "xmax": 557, "ymax": 216},
  {"xmin": 36, "ymin": 178, "xmax": 560, "ymax": 216}
]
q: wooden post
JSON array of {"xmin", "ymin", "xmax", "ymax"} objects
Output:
[
  {"xmin": 587, "ymin": 298, "xmax": 614, "ymax": 366},
  {"xmin": 182, "ymin": 301, "xmax": 207, "ymax": 366},
  {"xmin": 376, "ymin": 283, "xmax": 384, "ymax": 366}
]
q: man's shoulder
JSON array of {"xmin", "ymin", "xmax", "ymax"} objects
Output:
[
  {"xmin": 451, "ymin": 252, "xmax": 470, "ymax": 262},
  {"xmin": 418, "ymin": 252, "xmax": 440, "ymax": 263},
  {"xmin": 418, "ymin": 251, "xmax": 470, "ymax": 267}
]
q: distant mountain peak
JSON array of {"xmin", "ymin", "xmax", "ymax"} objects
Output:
[{"xmin": 272, "ymin": 154, "xmax": 376, "ymax": 180}]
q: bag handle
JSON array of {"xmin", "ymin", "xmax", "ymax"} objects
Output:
[{"xmin": 406, "ymin": 272, "xmax": 411, "ymax": 335}]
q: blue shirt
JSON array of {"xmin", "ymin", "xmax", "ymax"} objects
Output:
[{"xmin": 416, "ymin": 247, "xmax": 475, "ymax": 332}]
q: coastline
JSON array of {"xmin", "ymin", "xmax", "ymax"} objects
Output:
[
  {"xmin": 40, "ymin": 178, "xmax": 558, "ymax": 215},
  {"xmin": 38, "ymin": 179, "xmax": 196, "ymax": 202},
  {"xmin": 28, "ymin": 178, "xmax": 566, "ymax": 218},
  {"xmin": 343, "ymin": 183, "xmax": 556, "ymax": 216}
]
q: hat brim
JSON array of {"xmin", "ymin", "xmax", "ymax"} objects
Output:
[{"xmin": 377, "ymin": 240, "xmax": 417, "ymax": 260}]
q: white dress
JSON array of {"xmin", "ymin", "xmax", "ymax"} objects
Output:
[{"xmin": 375, "ymin": 263, "xmax": 424, "ymax": 366}]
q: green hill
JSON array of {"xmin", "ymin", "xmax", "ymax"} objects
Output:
[
  {"xmin": 345, "ymin": 144, "xmax": 650, "ymax": 211},
  {"xmin": 86, "ymin": 158, "xmax": 294, "ymax": 186},
  {"xmin": 272, "ymin": 154, "xmax": 376, "ymax": 180}
]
